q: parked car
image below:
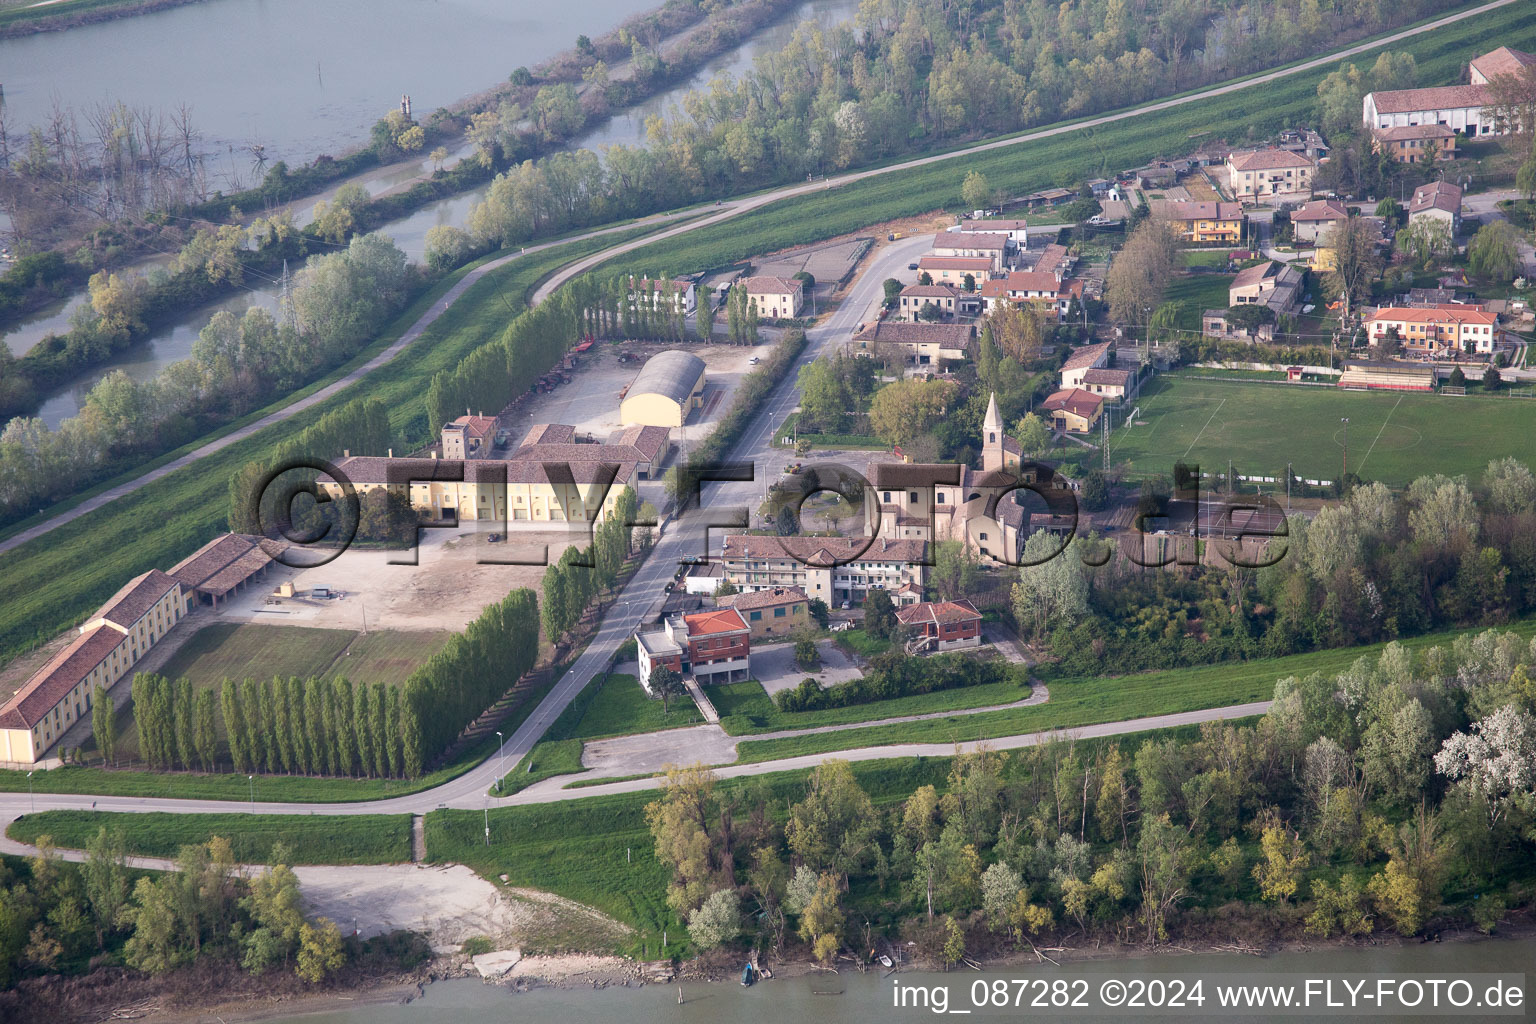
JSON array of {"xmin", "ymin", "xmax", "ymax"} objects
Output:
[
  {"xmin": 748, "ymin": 356, "xmax": 760, "ymax": 364},
  {"xmin": 907, "ymin": 262, "xmax": 919, "ymax": 270}
]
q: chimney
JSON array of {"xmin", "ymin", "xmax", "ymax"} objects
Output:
[
  {"xmin": 431, "ymin": 452, "xmax": 439, "ymax": 460},
  {"xmin": 387, "ymin": 448, "xmax": 393, "ymax": 458},
  {"xmin": 343, "ymin": 449, "xmax": 350, "ymax": 458}
]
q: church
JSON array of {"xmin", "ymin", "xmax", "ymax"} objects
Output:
[{"xmin": 870, "ymin": 393, "xmax": 1076, "ymax": 565}]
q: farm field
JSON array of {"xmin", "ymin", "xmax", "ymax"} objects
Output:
[{"xmin": 1108, "ymin": 377, "xmax": 1536, "ymax": 485}]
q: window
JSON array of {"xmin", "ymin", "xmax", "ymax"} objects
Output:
[
  {"xmin": 882, "ymin": 491, "xmax": 892, "ymax": 502},
  {"xmin": 908, "ymin": 491, "xmax": 919, "ymax": 502},
  {"xmin": 750, "ymin": 610, "xmax": 762, "ymax": 621},
  {"xmin": 773, "ymin": 607, "xmax": 785, "ymax": 617}
]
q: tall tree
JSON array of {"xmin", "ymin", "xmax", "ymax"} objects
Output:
[
  {"xmin": 193, "ymin": 690, "xmax": 217, "ymax": 771},
  {"xmin": 1320, "ymin": 218, "xmax": 1383, "ymax": 317},
  {"xmin": 371, "ymin": 682, "xmax": 391, "ymax": 779},
  {"xmin": 91, "ymin": 685, "xmax": 116, "ymax": 766},
  {"xmin": 332, "ymin": 677, "xmax": 356, "ymax": 777},
  {"xmin": 1109, "ymin": 218, "xmax": 1182, "ymax": 339},
  {"xmin": 354, "ymin": 683, "xmax": 375, "ymax": 778},
  {"xmin": 304, "ymin": 682, "xmax": 328, "ymax": 776},
  {"xmin": 173, "ymin": 679, "xmax": 195, "ymax": 770},
  {"xmin": 220, "ymin": 678, "xmax": 246, "ymax": 774}
]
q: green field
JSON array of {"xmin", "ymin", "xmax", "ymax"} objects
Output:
[
  {"xmin": 1109, "ymin": 377, "xmax": 1536, "ymax": 486},
  {"xmin": 733, "ymin": 618, "xmax": 1536, "ymax": 763},
  {"xmin": 495, "ymin": 673, "xmax": 703, "ymax": 794},
  {"xmin": 713, "ymin": 673, "xmax": 1032, "ymax": 735},
  {"xmin": 7, "ymin": 810, "xmax": 412, "ymax": 865},
  {"xmin": 112, "ymin": 624, "xmax": 449, "ymax": 760}
]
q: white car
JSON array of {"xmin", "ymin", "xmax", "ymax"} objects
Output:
[{"xmin": 749, "ymin": 356, "xmax": 760, "ymax": 364}]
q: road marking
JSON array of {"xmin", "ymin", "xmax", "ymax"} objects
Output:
[
  {"xmin": 1354, "ymin": 394, "xmax": 1403, "ymax": 476},
  {"xmin": 1183, "ymin": 398, "xmax": 1226, "ymax": 459}
]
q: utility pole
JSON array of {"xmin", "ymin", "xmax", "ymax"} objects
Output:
[{"xmin": 1340, "ymin": 417, "xmax": 1350, "ymax": 484}]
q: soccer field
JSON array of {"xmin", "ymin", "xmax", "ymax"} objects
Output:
[{"xmin": 1108, "ymin": 377, "xmax": 1536, "ymax": 486}]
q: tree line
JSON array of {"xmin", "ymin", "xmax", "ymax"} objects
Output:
[
  {"xmin": 0, "ymin": 234, "xmax": 414, "ymax": 529},
  {"xmin": 775, "ymin": 651, "xmax": 1017, "ymax": 713},
  {"xmin": 1018, "ymin": 459, "xmax": 1536, "ymax": 679},
  {"xmin": 540, "ymin": 487, "xmax": 640, "ymax": 642},
  {"xmin": 400, "ymin": 587, "xmax": 540, "ymax": 776},
  {"xmin": 649, "ymin": 628, "xmax": 1534, "ymax": 963},
  {"xmin": 0, "ymin": 833, "xmax": 350, "ymax": 999}
]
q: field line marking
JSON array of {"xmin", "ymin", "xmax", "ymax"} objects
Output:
[
  {"xmin": 1183, "ymin": 398, "xmax": 1226, "ymax": 459},
  {"xmin": 1355, "ymin": 395, "xmax": 1403, "ymax": 476}
]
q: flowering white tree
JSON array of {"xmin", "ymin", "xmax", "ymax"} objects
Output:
[{"xmin": 1433, "ymin": 705, "xmax": 1536, "ymax": 826}]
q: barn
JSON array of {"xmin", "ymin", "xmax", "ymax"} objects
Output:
[{"xmin": 620, "ymin": 350, "xmax": 707, "ymax": 428}]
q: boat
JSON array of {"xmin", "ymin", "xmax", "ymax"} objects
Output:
[{"xmin": 877, "ymin": 954, "xmax": 894, "ymax": 968}]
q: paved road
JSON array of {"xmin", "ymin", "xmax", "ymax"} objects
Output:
[
  {"xmin": 5, "ymin": 0, "xmax": 1510, "ymax": 560},
  {"xmin": 1, "ymin": 0, "xmax": 1511, "ymax": 841},
  {"xmin": 0, "ymin": 208, "xmax": 698, "ymax": 558}
]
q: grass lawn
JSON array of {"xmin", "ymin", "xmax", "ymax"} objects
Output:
[
  {"xmin": 1165, "ymin": 273, "xmax": 1234, "ymax": 330},
  {"xmin": 114, "ymin": 624, "xmax": 448, "ymax": 760},
  {"xmin": 1111, "ymin": 376, "xmax": 1536, "ymax": 486},
  {"xmin": 712, "ymin": 675, "xmax": 1031, "ymax": 735},
  {"xmin": 7, "ymin": 810, "xmax": 413, "ymax": 865},
  {"xmin": 733, "ymin": 618, "xmax": 1536, "ymax": 763},
  {"xmin": 494, "ymin": 673, "xmax": 702, "ymax": 794},
  {"xmin": 837, "ymin": 628, "xmax": 895, "ymax": 658}
]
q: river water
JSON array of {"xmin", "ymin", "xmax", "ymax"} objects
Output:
[
  {"xmin": 2, "ymin": 0, "xmax": 861, "ymax": 426},
  {"xmin": 278, "ymin": 939, "xmax": 1535, "ymax": 1024}
]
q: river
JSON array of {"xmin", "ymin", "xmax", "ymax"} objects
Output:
[
  {"xmin": 275, "ymin": 939, "xmax": 1536, "ymax": 1024},
  {"xmin": 1, "ymin": 0, "xmax": 861, "ymax": 427}
]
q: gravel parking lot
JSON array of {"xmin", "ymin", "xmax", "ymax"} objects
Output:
[
  {"xmin": 218, "ymin": 529, "xmax": 578, "ymax": 634},
  {"xmin": 752, "ymin": 640, "xmax": 863, "ymax": 695}
]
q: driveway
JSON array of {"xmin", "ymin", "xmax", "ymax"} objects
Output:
[{"xmin": 752, "ymin": 640, "xmax": 862, "ymax": 695}]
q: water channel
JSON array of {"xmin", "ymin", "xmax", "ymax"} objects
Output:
[
  {"xmin": 1, "ymin": 0, "xmax": 861, "ymax": 426},
  {"xmin": 275, "ymin": 938, "xmax": 1536, "ymax": 1024}
]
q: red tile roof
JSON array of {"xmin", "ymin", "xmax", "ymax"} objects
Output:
[
  {"xmin": 0, "ymin": 626, "xmax": 127, "ymax": 729},
  {"xmin": 1369, "ymin": 85, "xmax": 1489, "ymax": 114},
  {"xmin": 1061, "ymin": 341, "xmax": 1111, "ymax": 372},
  {"xmin": 446, "ymin": 414, "xmax": 497, "ymax": 440},
  {"xmin": 1471, "ymin": 46, "xmax": 1536, "ymax": 82},
  {"xmin": 1291, "ymin": 199, "xmax": 1349, "ymax": 222},
  {"xmin": 1375, "ymin": 124, "xmax": 1455, "ymax": 142},
  {"xmin": 896, "ymin": 599, "xmax": 981, "ymax": 627},
  {"xmin": 1041, "ymin": 388, "xmax": 1104, "ymax": 420},
  {"xmin": 1367, "ymin": 306, "xmax": 1497, "ymax": 326},
  {"xmin": 719, "ymin": 587, "xmax": 808, "ymax": 612},
  {"xmin": 1148, "ymin": 200, "xmax": 1242, "ymax": 222},
  {"xmin": 936, "ymin": 232, "xmax": 1011, "ymax": 250},
  {"xmin": 92, "ymin": 570, "xmax": 180, "ymax": 630},
  {"xmin": 741, "ymin": 275, "xmax": 803, "ymax": 296},
  {"xmin": 684, "ymin": 607, "xmax": 750, "ymax": 636},
  {"xmin": 1228, "ymin": 148, "xmax": 1314, "ymax": 171}
]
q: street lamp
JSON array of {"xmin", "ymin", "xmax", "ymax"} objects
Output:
[
  {"xmin": 1340, "ymin": 418, "xmax": 1350, "ymax": 484},
  {"xmin": 484, "ymin": 804, "xmax": 491, "ymax": 847},
  {"xmin": 495, "ymin": 731, "xmax": 505, "ymax": 791},
  {"xmin": 26, "ymin": 771, "xmax": 33, "ymax": 813},
  {"xmin": 248, "ymin": 775, "xmax": 254, "ymax": 813}
]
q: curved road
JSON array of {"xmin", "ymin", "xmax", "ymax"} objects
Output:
[
  {"xmin": 1, "ymin": 0, "xmax": 1512, "ymax": 559},
  {"xmin": 0, "ymin": 0, "xmax": 1507, "ymax": 848}
]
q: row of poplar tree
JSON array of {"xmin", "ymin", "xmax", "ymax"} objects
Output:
[
  {"xmin": 540, "ymin": 488, "xmax": 638, "ymax": 641},
  {"xmin": 123, "ymin": 671, "xmax": 413, "ymax": 778}
]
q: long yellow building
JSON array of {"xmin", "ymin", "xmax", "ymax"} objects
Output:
[{"xmin": 0, "ymin": 570, "xmax": 187, "ymax": 765}]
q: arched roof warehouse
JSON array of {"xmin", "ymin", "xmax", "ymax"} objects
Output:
[{"xmin": 621, "ymin": 350, "xmax": 707, "ymax": 427}]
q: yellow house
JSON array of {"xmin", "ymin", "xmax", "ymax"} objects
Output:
[
  {"xmin": 718, "ymin": 586, "xmax": 811, "ymax": 639},
  {"xmin": 620, "ymin": 350, "xmax": 707, "ymax": 428},
  {"xmin": 1040, "ymin": 388, "xmax": 1104, "ymax": 434},
  {"xmin": 1147, "ymin": 200, "xmax": 1243, "ymax": 244},
  {"xmin": 0, "ymin": 569, "xmax": 187, "ymax": 765},
  {"xmin": 325, "ymin": 456, "xmax": 638, "ymax": 525},
  {"xmin": 1311, "ymin": 246, "xmax": 1337, "ymax": 272}
]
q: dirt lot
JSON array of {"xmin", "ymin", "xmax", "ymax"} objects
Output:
[
  {"xmin": 218, "ymin": 529, "xmax": 578, "ymax": 634},
  {"xmin": 753, "ymin": 640, "xmax": 862, "ymax": 696},
  {"xmin": 498, "ymin": 340, "xmax": 772, "ymax": 446}
]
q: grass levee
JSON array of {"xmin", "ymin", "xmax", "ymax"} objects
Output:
[{"xmin": 7, "ymin": 810, "xmax": 412, "ymax": 865}]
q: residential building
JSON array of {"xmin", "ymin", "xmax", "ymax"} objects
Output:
[
  {"xmin": 1147, "ymin": 200, "xmax": 1243, "ymax": 243},
  {"xmin": 1080, "ymin": 366, "xmax": 1134, "ymax": 401},
  {"xmin": 952, "ymin": 218, "xmax": 1029, "ymax": 245},
  {"xmin": 931, "ymin": 232, "xmax": 1011, "ymax": 272},
  {"xmin": 718, "ymin": 586, "xmax": 810, "ymax": 639},
  {"xmin": 620, "ymin": 350, "xmax": 707, "ymax": 427},
  {"xmin": 741, "ymin": 275, "xmax": 804, "ymax": 319},
  {"xmin": 897, "ymin": 283, "xmax": 976, "ymax": 321},
  {"xmin": 1226, "ymin": 149, "xmax": 1315, "ymax": 199},
  {"xmin": 1040, "ymin": 388, "xmax": 1104, "ymax": 434},
  {"xmin": 0, "ymin": 570, "xmax": 188, "ymax": 765},
  {"xmin": 1365, "ymin": 305, "xmax": 1499, "ymax": 356},
  {"xmin": 1058, "ymin": 341, "xmax": 1112, "ymax": 389},
  {"xmin": 1408, "ymin": 180, "xmax": 1462, "ymax": 234},
  {"xmin": 917, "ymin": 256, "xmax": 995, "ymax": 287},
  {"xmin": 978, "ymin": 270, "xmax": 1067, "ymax": 318},
  {"xmin": 853, "ymin": 321, "xmax": 975, "ymax": 369},
  {"xmin": 1374, "ymin": 123, "xmax": 1457, "ymax": 163},
  {"xmin": 441, "ymin": 413, "xmax": 498, "ymax": 459},
  {"xmin": 719, "ymin": 535, "xmax": 928, "ymax": 608},
  {"xmin": 896, "ymin": 600, "xmax": 983, "ymax": 652},
  {"xmin": 629, "ymin": 276, "xmax": 697, "ymax": 314},
  {"xmin": 636, "ymin": 607, "xmax": 751, "ymax": 689},
  {"xmin": 1290, "ymin": 199, "xmax": 1349, "ymax": 243},
  {"xmin": 1229, "ymin": 260, "xmax": 1304, "ymax": 313}
]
